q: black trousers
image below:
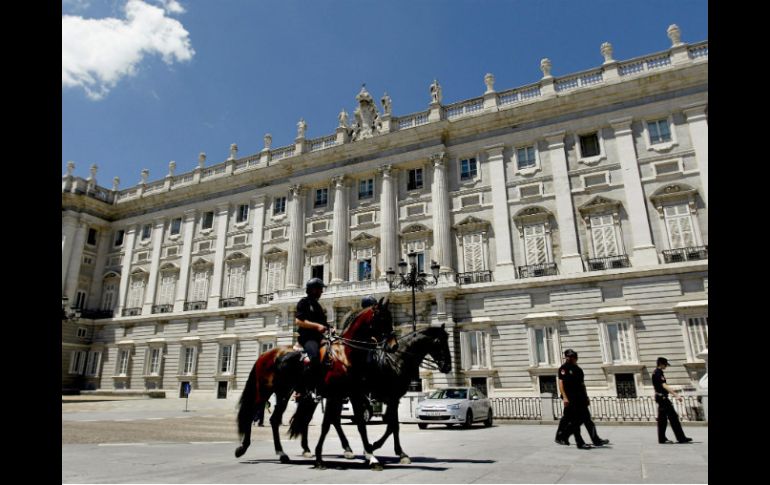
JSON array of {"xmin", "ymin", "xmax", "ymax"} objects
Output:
[
  {"xmin": 656, "ymin": 396, "xmax": 687, "ymax": 442},
  {"xmin": 560, "ymin": 404, "xmax": 602, "ymax": 446}
]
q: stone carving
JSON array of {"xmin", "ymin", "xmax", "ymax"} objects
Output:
[
  {"xmin": 381, "ymin": 93, "xmax": 392, "ymax": 116},
  {"xmin": 430, "ymin": 79, "xmax": 442, "ymax": 104},
  {"xmin": 229, "ymin": 143, "xmax": 238, "ymax": 160},
  {"xmin": 297, "ymin": 118, "xmax": 307, "ymax": 139},
  {"xmin": 667, "ymin": 24, "xmax": 682, "ymax": 46},
  {"xmin": 338, "ymin": 109, "xmax": 349, "ymax": 128},
  {"xmin": 540, "ymin": 58, "xmax": 552, "ymax": 78},
  {"xmin": 198, "ymin": 152, "xmax": 206, "ymax": 168},
  {"xmin": 168, "ymin": 161, "xmax": 176, "ymax": 176},
  {"xmin": 289, "ymin": 184, "xmax": 304, "ymax": 197},
  {"xmin": 350, "ymin": 85, "xmax": 382, "ymax": 141},
  {"xmin": 140, "ymin": 169, "xmax": 149, "ymax": 184},
  {"xmin": 263, "ymin": 134, "xmax": 272, "ymax": 150},
  {"xmin": 601, "ymin": 42, "xmax": 614, "ymax": 63},
  {"xmin": 484, "ymin": 73, "xmax": 495, "ymax": 93},
  {"xmin": 66, "ymin": 161, "xmax": 75, "ymax": 176},
  {"xmin": 112, "ymin": 177, "xmax": 120, "ymax": 191},
  {"xmin": 431, "ymin": 151, "xmax": 446, "ymax": 167},
  {"xmin": 88, "ymin": 163, "xmax": 98, "ymax": 181}
]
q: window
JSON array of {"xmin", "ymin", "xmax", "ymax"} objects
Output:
[
  {"xmin": 114, "ymin": 230, "xmax": 125, "ymax": 247},
  {"xmin": 260, "ymin": 342, "xmax": 275, "ymax": 354},
  {"xmin": 314, "ymin": 188, "xmax": 328, "ymax": 208},
  {"xmin": 647, "ymin": 119, "xmax": 672, "ymax": 144},
  {"xmin": 83, "ymin": 255, "xmax": 93, "ymax": 265},
  {"xmin": 77, "ymin": 327, "xmax": 88, "ymax": 339},
  {"xmin": 225, "ymin": 263, "xmax": 247, "ymax": 298},
  {"xmin": 539, "ymin": 376, "xmax": 557, "ymax": 398},
  {"xmin": 604, "ymin": 321, "xmax": 636, "ymax": 363},
  {"xmin": 460, "ymin": 157, "xmax": 478, "ymax": 181},
  {"xmin": 101, "ymin": 281, "xmax": 117, "ymax": 311},
  {"xmin": 182, "ymin": 347, "xmax": 196, "ymax": 375},
  {"xmin": 273, "ymin": 197, "xmax": 287, "ymax": 215},
  {"xmin": 87, "ymin": 228, "xmax": 97, "ymax": 245},
  {"xmin": 516, "ymin": 146, "xmax": 537, "ymax": 170},
  {"xmin": 664, "ymin": 203, "xmax": 697, "ymax": 249},
  {"xmin": 462, "ymin": 233, "xmax": 486, "ymax": 272},
  {"xmin": 687, "ymin": 316, "xmax": 708, "ymax": 356},
  {"xmin": 358, "ymin": 259, "xmax": 372, "ymax": 281},
  {"xmin": 157, "ymin": 273, "xmax": 177, "ymax": 305},
  {"xmin": 408, "ymin": 168, "xmax": 423, "ymax": 190},
  {"xmin": 148, "ymin": 348, "xmax": 162, "ymax": 376},
  {"xmin": 69, "ymin": 351, "xmax": 87, "ymax": 375},
  {"xmin": 523, "ymin": 224, "xmax": 549, "ymax": 264},
  {"xmin": 265, "ymin": 260, "xmax": 284, "ymax": 294},
  {"xmin": 590, "ymin": 215, "xmax": 619, "ymax": 257},
  {"xmin": 311, "ymin": 264, "xmax": 324, "ymax": 280},
  {"xmin": 170, "ymin": 218, "xmax": 182, "ymax": 235},
  {"xmin": 359, "ymin": 179, "xmax": 374, "ymax": 199},
  {"xmin": 141, "ymin": 224, "xmax": 152, "ymax": 240},
  {"xmin": 201, "ymin": 211, "xmax": 214, "ymax": 230},
  {"xmin": 127, "ymin": 276, "xmax": 146, "ymax": 309},
  {"xmin": 471, "ymin": 377, "xmax": 488, "ymax": 397},
  {"xmin": 189, "ymin": 269, "xmax": 210, "ymax": 302},
  {"xmin": 85, "ymin": 351, "xmax": 102, "ymax": 377},
  {"xmin": 615, "ymin": 373, "xmax": 637, "ymax": 398},
  {"xmin": 116, "ymin": 349, "xmax": 130, "ymax": 376},
  {"xmin": 534, "ymin": 327, "xmax": 557, "ymax": 366},
  {"xmin": 406, "ymin": 240, "xmax": 426, "ymax": 273},
  {"xmin": 219, "ymin": 344, "xmax": 234, "ymax": 374},
  {"xmin": 236, "ymin": 204, "xmax": 249, "ymax": 223},
  {"xmin": 460, "ymin": 331, "xmax": 488, "ymax": 369},
  {"xmin": 74, "ymin": 290, "xmax": 87, "ymax": 309},
  {"xmin": 579, "ymin": 133, "xmax": 601, "ymax": 157}
]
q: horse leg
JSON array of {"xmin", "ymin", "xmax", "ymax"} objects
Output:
[
  {"xmin": 388, "ymin": 402, "xmax": 410, "ymax": 465},
  {"xmin": 271, "ymin": 391, "xmax": 291, "ymax": 464},
  {"xmin": 313, "ymin": 397, "xmax": 336, "ymax": 469},
  {"xmin": 371, "ymin": 400, "xmax": 396, "ymax": 451},
  {"xmin": 331, "ymin": 401, "xmax": 355, "ymax": 459},
  {"xmin": 350, "ymin": 394, "xmax": 382, "ymax": 470},
  {"xmin": 300, "ymin": 429, "xmax": 312, "ymax": 458},
  {"xmin": 235, "ymin": 415, "xmax": 253, "ymax": 458}
]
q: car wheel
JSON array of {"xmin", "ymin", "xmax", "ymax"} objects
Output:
[
  {"xmin": 484, "ymin": 409, "xmax": 493, "ymax": 427},
  {"xmin": 463, "ymin": 410, "xmax": 473, "ymax": 428},
  {"xmin": 418, "ymin": 423, "xmax": 428, "ymax": 429}
]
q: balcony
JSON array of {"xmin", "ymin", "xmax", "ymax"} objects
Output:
[
  {"xmin": 456, "ymin": 270, "xmax": 493, "ymax": 285},
  {"xmin": 257, "ymin": 293, "xmax": 275, "ymax": 305},
  {"xmin": 517, "ymin": 263, "xmax": 558, "ymax": 279},
  {"xmin": 121, "ymin": 308, "xmax": 142, "ymax": 317},
  {"xmin": 80, "ymin": 309, "xmax": 114, "ymax": 319},
  {"xmin": 585, "ymin": 255, "xmax": 631, "ymax": 271},
  {"xmin": 219, "ymin": 297, "xmax": 245, "ymax": 308},
  {"xmin": 662, "ymin": 246, "xmax": 708, "ymax": 263},
  {"xmin": 152, "ymin": 304, "xmax": 174, "ymax": 314},
  {"xmin": 184, "ymin": 301, "xmax": 208, "ymax": 311}
]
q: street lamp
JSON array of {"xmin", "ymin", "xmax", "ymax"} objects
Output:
[
  {"xmin": 61, "ymin": 296, "xmax": 81, "ymax": 321},
  {"xmin": 386, "ymin": 253, "xmax": 441, "ymax": 392}
]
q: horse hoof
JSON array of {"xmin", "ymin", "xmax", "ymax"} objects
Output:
[
  {"xmin": 343, "ymin": 450, "xmax": 355, "ymax": 459},
  {"xmin": 314, "ymin": 461, "xmax": 327, "ymax": 470},
  {"xmin": 400, "ymin": 456, "xmax": 411, "ymax": 465},
  {"xmin": 234, "ymin": 446, "xmax": 247, "ymax": 458},
  {"xmin": 371, "ymin": 463, "xmax": 384, "ymax": 471},
  {"xmin": 302, "ymin": 451, "xmax": 313, "ymax": 458},
  {"xmin": 279, "ymin": 454, "xmax": 290, "ymax": 464}
]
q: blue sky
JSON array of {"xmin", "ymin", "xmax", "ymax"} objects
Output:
[{"xmin": 62, "ymin": 0, "xmax": 708, "ymax": 188}]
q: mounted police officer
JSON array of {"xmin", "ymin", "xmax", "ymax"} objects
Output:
[
  {"xmin": 295, "ymin": 277, "xmax": 332, "ymax": 400},
  {"xmin": 361, "ymin": 295, "xmax": 377, "ymax": 309},
  {"xmin": 653, "ymin": 357, "xmax": 693, "ymax": 444}
]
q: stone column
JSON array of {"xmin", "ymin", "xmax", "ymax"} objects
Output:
[
  {"xmin": 245, "ymin": 195, "xmax": 267, "ymax": 306},
  {"xmin": 378, "ymin": 165, "xmax": 399, "ymax": 275},
  {"xmin": 682, "ymin": 103, "xmax": 708, "ymax": 206},
  {"xmin": 86, "ymin": 229, "xmax": 112, "ymax": 309},
  {"xmin": 610, "ymin": 117, "xmax": 659, "ymax": 266},
  {"xmin": 116, "ymin": 225, "xmax": 137, "ymax": 315},
  {"xmin": 208, "ymin": 204, "xmax": 231, "ymax": 307},
  {"xmin": 430, "ymin": 152, "xmax": 453, "ymax": 272},
  {"xmin": 64, "ymin": 216, "xmax": 88, "ymax": 303},
  {"xmin": 174, "ymin": 210, "xmax": 197, "ymax": 312},
  {"xmin": 286, "ymin": 185, "xmax": 306, "ymax": 289},
  {"xmin": 544, "ymin": 131, "xmax": 583, "ymax": 274},
  {"xmin": 330, "ymin": 176, "xmax": 349, "ymax": 283},
  {"xmin": 62, "ymin": 211, "xmax": 79, "ymax": 291},
  {"xmin": 486, "ymin": 144, "xmax": 516, "ymax": 280},
  {"xmin": 143, "ymin": 219, "xmax": 166, "ymax": 314}
]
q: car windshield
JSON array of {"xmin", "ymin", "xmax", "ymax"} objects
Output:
[{"xmin": 428, "ymin": 389, "xmax": 467, "ymax": 400}]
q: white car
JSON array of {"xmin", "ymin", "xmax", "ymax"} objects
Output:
[
  {"xmin": 340, "ymin": 395, "xmax": 384, "ymax": 422},
  {"xmin": 415, "ymin": 387, "xmax": 493, "ymax": 429}
]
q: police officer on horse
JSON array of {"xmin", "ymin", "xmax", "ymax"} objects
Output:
[{"xmin": 295, "ymin": 278, "xmax": 332, "ymax": 400}]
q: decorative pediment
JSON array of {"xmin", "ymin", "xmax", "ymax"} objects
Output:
[
  {"xmin": 159, "ymin": 262, "xmax": 179, "ymax": 272},
  {"xmin": 102, "ymin": 271, "xmax": 121, "ymax": 280},
  {"xmin": 578, "ymin": 196, "xmax": 622, "ymax": 217},
  {"xmin": 225, "ymin": 251, "xmax": 249, "ymax": 261},
  {"xmin": 513, "ymin": 206, "xmax": 552, "ymax": 223},
  {"xmin": 649, "ymin": 183, "xmax": 699, "ymax": 213},
  {"xmin": 191, "ymin": 257, "xmax": 213, "ymax": 268},
  {"xmin": 305, "ymin": 239, "xmax": 332, "ymax": 255},
  {"xmin": 453, "ymin": 215, "xmax": 491, "ymax": 235},
  {"xmin": 130, "ymin": 267, "xmax": 149, "ymax": 277},
  {"xmin": 350, "ymin": 232, "xmax": 379, "ymax": 248},
  {"xmin": 400, "ymin": 223, "xmax": 432, "ymax": 240},
  {"xmin": 263, "ymin": 247, "xmax": 288, "ymax": 261}
]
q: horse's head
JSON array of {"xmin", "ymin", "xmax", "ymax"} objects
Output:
[
  {"xmin": 372, "ymin": 297, "xmax": 398, "ymax": 351},
  {"xmin": 422, "ymin": 324, "xmax": 452, "ymax": 374}
]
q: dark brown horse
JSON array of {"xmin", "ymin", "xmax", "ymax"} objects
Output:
[{"xmin": 235, "ymin": 298, "xmax": 395, "ymax": 465}]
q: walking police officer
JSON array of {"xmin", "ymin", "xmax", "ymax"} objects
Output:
[
  {"xmin": 556, "ymin": 349, "xmax": 609, "ymax": 449},
  {"xmin": 653, "ymin": 357, "xmax": 693, "ymax": 444}
]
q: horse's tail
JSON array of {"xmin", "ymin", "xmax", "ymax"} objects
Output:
[
  {"xmin": 288, "ymin": 395, "xmax": 318, "ymax": 439},
  {"xmin": 236, "ymin": 360, "xmax": 261, "ymax": 437}
]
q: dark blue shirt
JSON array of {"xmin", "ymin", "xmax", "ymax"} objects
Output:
[{"xmin": 295, "ymin": 296, "xmax": 328, "ymax": 342}]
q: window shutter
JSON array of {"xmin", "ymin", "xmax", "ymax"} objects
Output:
[
  {"xmin": 590, "ymin": 215, "xmax": 618, "ymax": 257},
  {"xmin": 158, "ymin": 274, "xmax": 176, "ymax": 305},
  {"xmin": 460, "ymin": 332, "xmax": 471, "ymax": 370},
  {"xmin": 524, "ymin": 224, "xmax": 547, "ymax": 264},
  {"xmin": 665, "ymin": 204, "xmax": 696, "ymax": 249}
]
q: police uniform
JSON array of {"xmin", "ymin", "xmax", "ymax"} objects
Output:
[
  {"xmin": 295, "ymin": 295, "xmax": 329, "ymax": 365},
  {"xmin": 558, "ymin": 361, "xmax": 605, "ymax": 448},
  {"xmin": 652, "ymin": 365, "xmax": 690, "ymax": 443}
]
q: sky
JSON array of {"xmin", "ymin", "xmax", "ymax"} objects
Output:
[{"xmin": 62, "ymin": 0, "xmax": 708, "ymax": 189}]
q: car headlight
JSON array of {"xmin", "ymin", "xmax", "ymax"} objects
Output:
[{"xmin": 447, "ymin": 403, "xmax": 461, "ymax": 410}]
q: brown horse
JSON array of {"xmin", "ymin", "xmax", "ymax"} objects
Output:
[{"xmin": 235, "ymin": 298, "xmax": 395, "ymax": 465}]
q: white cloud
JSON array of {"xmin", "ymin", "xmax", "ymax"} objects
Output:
[
  {"xmin": 62, "ymin": 0, "xmax": 194, "ymax": 100},
  {"xmin": 160, "ymin": 0, "xmax": 185, "ymax": 14}
]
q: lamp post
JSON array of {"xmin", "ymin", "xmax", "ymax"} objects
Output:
[{"xmin": 386, "ymin": 252, "xmax": 440, "ymax": 391}]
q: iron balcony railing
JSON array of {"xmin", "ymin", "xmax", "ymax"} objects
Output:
[
  {"xmin": 456, "ymin": 270, "xmax": 493, "ymax": 285},
  {"xmin": 551, "ymin": 396, "xmax": 705, "ymax": 422},
  {"xmin": 184, "ymin": 301, "xmax": 207, "ymax": 311},
  {"xmin": 517, "ymin": 262, "xmax": 558, "ymax": 279},
  {"xmin": 79, "ymin": 309, "xmax": 114, "ymax": 319},
  {"xmin": 586, "ymin": 255, "xmax": 631, "ymax": 271},
  {"xmin": 220, "ymin": 297, "xmax": 245, "ymax": 308},
  {"xmin": 121, "ymin": 307, "xmax": 142, "ymax": 317},
  {"xmin": 152, "ymin": 304, "xmax": 174, "ymax": 314},
  {"xmin": 490, "ymin": 397, "xmax": 543, "ymax": 419},
  {"xmin": 662, "ymin": 246, "xmax": 708, "ymax": 263},
  {"xmin": 257, "ymin": 293, "xmax": 275, "ymax": 305}
]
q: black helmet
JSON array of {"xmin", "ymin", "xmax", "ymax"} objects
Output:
[
  {"xmin": 564, "ymin": 349, "xmax": 578, "ymax": 358},
  {"xmin": 361, "ymin": 296, "xmax": 377, "ymax": 308},
  {"xmin": 305, "ymin": 278, "xmax": 327, "ymax": 291},
  {"xmin": 656, "ymin": 357, "xmax": 670, "ymax": 367}
]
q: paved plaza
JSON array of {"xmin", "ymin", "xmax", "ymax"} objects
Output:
[{"xmin": 62, "ymin": 397, "xmax": 707, "ymax": 483}]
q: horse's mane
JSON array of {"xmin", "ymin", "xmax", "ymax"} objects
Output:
[
  {"xmin": 341, "ymin": 308, "xmax": 364, "ymax": 332},
  {"xmin": 341, "ymin": 307, "xmax": 375, "ymax": 339}
]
